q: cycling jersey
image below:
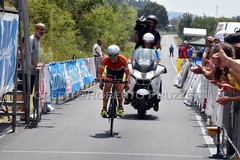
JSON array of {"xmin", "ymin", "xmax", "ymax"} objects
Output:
[{"xmin": 99, "ymin": 55, "xmax": 130, "ymax": 76}]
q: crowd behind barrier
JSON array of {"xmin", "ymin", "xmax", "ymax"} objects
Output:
[{"xmin": 174, "ymin": 60, "xmax": 240, "ymax": 158}]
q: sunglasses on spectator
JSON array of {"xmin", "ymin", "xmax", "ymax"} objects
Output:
[
  {"xmin": 206, "ymin": 39, "xmax": 214, "ymax": 43},
  {"xmin": 38, "ymin": 28, "xmax": 46, "ymax": 32}
]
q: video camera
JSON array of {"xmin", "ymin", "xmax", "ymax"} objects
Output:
[{"xmin": 134, "ymin": 15, "xmax": 150, "ymax": 35}]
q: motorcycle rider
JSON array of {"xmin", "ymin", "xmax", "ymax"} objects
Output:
[
  {"xmin": 142, "ymin": 32, "xmax": 161, "ymax": 62},
  {"xmin": 125, "ymin": 33, "xmax": 160, "ymax": 106},
  {"xmin": 98, "ymin": 45, "xmax": 130, "ymax": 118}
]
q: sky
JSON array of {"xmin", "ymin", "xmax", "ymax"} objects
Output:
[{"xmin": 154, "ymin": 0, "xmax": 240, "ymax": 18}]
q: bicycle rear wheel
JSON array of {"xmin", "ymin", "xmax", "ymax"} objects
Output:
[{"xmin": 109, "ymin": 98, "xmax": 117, "ymax": 136}]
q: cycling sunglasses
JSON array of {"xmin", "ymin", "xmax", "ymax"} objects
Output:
[{"xmin": 109, "ymin": 54, "xmax": 118, "ymax": 58}]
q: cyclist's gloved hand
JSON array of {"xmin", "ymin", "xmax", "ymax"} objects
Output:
[{"xmin": 99, "ymin": 83, "xmax": 104, "ymax": 90}]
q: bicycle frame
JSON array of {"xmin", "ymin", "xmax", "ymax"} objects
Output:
[
  {"xmin": 108, "ymin": 81, "xmax": 117, "ymax": 137},
  {"xmin": 102, "ymin": 77, "xmax": 126, "ymax": 137}
]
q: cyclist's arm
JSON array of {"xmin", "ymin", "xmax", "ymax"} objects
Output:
[
  {"xmin": 98, "ymin": 64, "xmax": 105, "ymax": 84},
  {"xmin": 124, "ymin": 66, "xmax": 130, "ymax": 83}
]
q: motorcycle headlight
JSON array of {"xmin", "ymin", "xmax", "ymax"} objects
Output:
[{"xmin": 145, "ymin": 71, "xmax": 155, "ymax": 79}]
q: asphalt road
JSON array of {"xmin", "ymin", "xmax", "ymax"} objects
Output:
[{"xmin": 0, "ymin": 35, "xmax": 216, "ymax": 160}]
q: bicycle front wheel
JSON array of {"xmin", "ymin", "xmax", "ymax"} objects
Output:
[{"xmin": 109, "ymin": 98, "xmax": 117, "ymax": 137}]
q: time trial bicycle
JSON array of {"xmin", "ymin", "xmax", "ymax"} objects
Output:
[{"xmin": 102, "ymin": 77, "xmax": 128, "ymax": 137}]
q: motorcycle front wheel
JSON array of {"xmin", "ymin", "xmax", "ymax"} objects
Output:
[{"xmin": 137, "ymin": 96, "xmax": 146, "ymax": 119}]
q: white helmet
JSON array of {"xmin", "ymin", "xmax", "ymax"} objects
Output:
[
  {"xmin": 107, "ymin": 44, "xmax": 120, "ymax": 56},
  {"xmin": 143, "ymin": 33, "xmax": 155, "ymax": 43}
]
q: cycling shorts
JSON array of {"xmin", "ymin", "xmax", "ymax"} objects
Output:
[{"xmin": 106, "ymin": 67, "xmax": 124, "ymax": 80}]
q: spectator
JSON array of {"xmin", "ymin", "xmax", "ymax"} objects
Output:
[
  {"xmin": 169, "ymin": 44, "xmax": 174, "ymax": 57},
  {"xmin": 212, "ymin": 32, "xmax": 240, "ymax": 105},
  {"xmin": 191, "ymin": 47, "xmax": 197, "ymax": 64},
  {"xmin": 178, "ymin": 45, "xmax": 182, "ymax": 58},
  {"xmin": 179, "ymin": 40, "xmax": 188, "ymax": 59},
  {"xmin": 202, "ymin": 36, "xmax": 215, "ymax": 66},
  {"xmin": 24, "ymin": 22, "xmax": 46, "ymax": 94},
  {"xmin": 72, "ymin": 54, "xmax": 76, "ymax": 60},
  {"xmin": 191, "ymin": 42, "xmax": 234, "ymax": 81},
  {"xmin": 93, "ymin": 38, "xmax": 103, "ymax": 57},
  {"xmin": 93, "ymin": 38, "xmax": 103, "ymax": 80},
  {"xmin": 188, "ymin": 45, "xmax": 193, "ymax": 59}
]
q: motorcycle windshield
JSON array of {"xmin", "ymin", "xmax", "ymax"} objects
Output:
[{"xmin": 132, "ymin": 48, "xmax": 157, "ymax": 73}]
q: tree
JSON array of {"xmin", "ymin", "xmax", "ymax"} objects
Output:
[
  {"xmin": 77, "ymin": 2, "xmax": 136, "ymax": 56},
  {"xmin": 192, "ymin": 16, "xmax": 217, "ymax": 37},
  {"xmin": 28, "ymin": 0, "xmax": 83, "ymax": 62},
  {"xmin": 137, "ymin": 2, "xmax": 169, "ymax": 31},
  {"xmin": 178, "ymin": 13, "xmax": 193, "ymax": 39}
]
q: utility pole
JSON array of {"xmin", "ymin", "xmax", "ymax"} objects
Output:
[{"xmin": 216, "ymin": 5, "xmax": 218, "ymax": 18}]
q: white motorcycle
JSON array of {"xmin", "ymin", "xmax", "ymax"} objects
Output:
[{"xmin": 126, "ymin": 48, "xmax": 167, "ymax": 119}]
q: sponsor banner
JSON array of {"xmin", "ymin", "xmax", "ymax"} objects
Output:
[
  {"xmin": 173, "ymin": 61, "xmax": 192, "ymax": 88},
  {"xmin": 66, "ymin": 60, "xmax": 80, "ymax": 92},
  {"xmin": 86, "ymin": 57, "xmax": 96, "ymax": 79},
  {"xmin": 177, "ymin": 58, "xmax": 189, "ymax": 73},
  {"xmin": 48, "ymin": 62, "xmax": 66, "ymax": 98},
  {"xmin": 39, "ymin": 67, "xmax": 45, "ymax": 109},
  {"xmin": 44, "ymin": 65, "xmax": 51, "ymax": 103},
  {"xmin": 183, "ymin": 74, "xmax": 200, "ymax": 105},
  {"xmin": 174, "ymin": 61, "xmax": 225, "ymax": 126},
  {"xmin": 76, "ymin": 61, "xmax": 84, "ymax": 87},
  {"xmin": 0, "ymin": 13, "xmax": 19, "ymax": 96},
  {"xmin": 181, "ymin": 70, "xmax": 195, "ymax": 95},
  {"xmin": 76, "ymin": 59, "xmax": 94, "ymax": 84},
  {"xmin": 63, "ymin": 62, "xmax": 72, "ymax": 93},
  {"xmin": 195, "ymin": 75, "xmax": 208, "ymax": 103}
]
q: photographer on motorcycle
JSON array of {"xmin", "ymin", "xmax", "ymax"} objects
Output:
[
  {"xmin": 134, "ymin": 15, "xmax": 161, "ymax": 52},
  {"xmin": 98, "ymin": 45, "xmax": 130, "ymax": 118}
]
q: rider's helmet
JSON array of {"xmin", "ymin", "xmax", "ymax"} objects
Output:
[
  {"xmin": 143, "ymin": 33, "xmax": 155, "ymax": 43},
  {"xmin": 107, "ymin": 44, "xmax": 120, "ymax": 58},
  {"xmin": 146, "ymin": 15, "xmax": 158, "ymax": 25}
]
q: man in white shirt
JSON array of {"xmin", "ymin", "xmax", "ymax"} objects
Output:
[
  {"xmin": 93, "ymin": 38, "xmax": 103, "ymax": 81},
  {"xmin": 93, "ymin": 38, "xmax": 103, "ymax": 57}
]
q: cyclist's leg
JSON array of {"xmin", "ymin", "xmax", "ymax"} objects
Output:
[
  {"xmin": 116, "ymin": 83, "xmax": 124, "ymax": 109},
  {"xmin": 101, "ymin": 68, "xmax": 114, "ymax": 117},
  {"xmin": 101, "ymin": 81, "xmax": 111, "ymax": 117},
  {"xmin": 115, "ymin": 69, "xmax": 125, "ymax": 117},
  {"xmin": 103, "ymin": 82, "xmax": 112, "ymax": 110}
]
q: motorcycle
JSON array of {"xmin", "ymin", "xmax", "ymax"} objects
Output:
[{"xmin": 126, "ymin": 48, "xmax": 167, "ymax": 119}]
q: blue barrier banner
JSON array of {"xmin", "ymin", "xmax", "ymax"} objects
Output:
[
  {"xmin": 76, "ymin": 60, "xmax": 84, "ymax": 87},
  {"xmin": 65, "ymin": 60, "xmax": 80, "ymax": 92},
  {"xmin": 63, "ymin": 62, "xmax": 72, "ymax": 94},
  {"xmin": 0, "ymin": 13, "xmax": 19, "ymax": 96},
  {"xmin": 86, "ymin": 58, "xmax": 96, "ymax": 79},
  {"xmin": 77, "ymin": 59, "xmax": 94, "ymax": 84},
  {"xmin": 48, "ymin": 63, "xmax": 66, "ymax": 98}
]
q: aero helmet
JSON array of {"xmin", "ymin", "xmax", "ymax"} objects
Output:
[
  {"xmin": 107, "ymin": 45, "xmax": 120, "ymax": 57},
  {"xmin": 143, "ymin": 33, "xmax": 155, "ymax": 43},
  {"xmin": 146, "ymin": 15, "xmax": 158, "ymax": 24}
]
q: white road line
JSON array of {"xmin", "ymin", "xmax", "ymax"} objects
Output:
[
  {"xmin": 170, "ymin": 57, "xmax": 177, "ymax": 73},
  {"xmin": 2, "ymin": 150, "xmax": 204, "ymax": 158},
  {"xmin": 0, "ymin": 128, "xmax": 12, "ymax": 139},
  {"xmin": 194, "ymin": 113, "xmax": 216, "ymax": 155}
]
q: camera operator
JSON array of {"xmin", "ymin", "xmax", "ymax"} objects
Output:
[{"xmin": 134, "ymin": 15, "xmax": 161, "ymax": 52}]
